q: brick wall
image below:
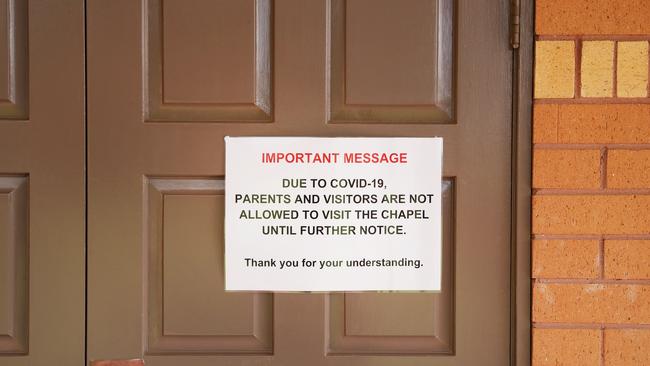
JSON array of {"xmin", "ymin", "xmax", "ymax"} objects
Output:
[{"xmin": 532, "ymin": 1, "xmax": 650, "ymax": 365}]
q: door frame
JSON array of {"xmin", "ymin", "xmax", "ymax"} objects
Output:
[{"xmin": 513, "ymin": 0, "xmax": 533, "ymax": 365}]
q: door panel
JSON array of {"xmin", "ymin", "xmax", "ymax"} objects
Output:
[
  {"xmin": 0, "ymin": 0, "xmax": 27, "ymax": 119},
  {"xmin": 329, "ymin": 0, "xmax": 453, "ymax": 122},
  {"xmin": 0, "ymin": 0, "xmax": 85, "ymax": 364},
  {"xmin": 0, "ymin": 176, "xmax": 28, "ymax": 354},
  {"xmin": 88, "ymin": 1, "xmax": 512, "ymax": 365},
  {"xmin": 144, "ymin": 178, "xmax": 273, "ymax": 355},
  {"xmin": 327, "ymin": 180, "xmax": 454, "ymax": 355},
  {"xmin": 145, "ymin": 0, "xmax": 272, "ymax": 122}
]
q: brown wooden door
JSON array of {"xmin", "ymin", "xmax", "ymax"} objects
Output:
[
  {"xmin": 88, "ymin": 0, "xmax": 513, "ymax": 365},
  {"xmin": 0, "ymin": 0, "xmax": 85, "ymax": 365}
]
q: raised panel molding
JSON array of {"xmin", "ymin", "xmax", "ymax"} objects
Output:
[
  {"xmin": 0, "ymin": 175, "xmax": 28, "ymax": 354},
  {"xmin": 326, "ymin": 179, "xmax": 455, "ymax": 355},
  {"xmin": 0, "ymin": 0, "xmax": 28, "ymax": 120},
  {"xmin": 143, "ymin": 0, "xmax": 273, "ymax": 123},
  {"xmin": 144, "ymin": 178, "xmax": 273, "ymax": 355},
  {"xmin": 327, "ymin": 0, "xmax": 454, "ymax": 123}
]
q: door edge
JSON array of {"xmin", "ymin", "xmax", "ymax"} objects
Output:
[{"xmin": 512, "ymin": 0, "xmax": 533, "ymax": 365}]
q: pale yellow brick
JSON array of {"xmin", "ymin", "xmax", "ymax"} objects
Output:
[
  {"xmin": 581, "ymin": 41, "xmax": 614, "ymax": 97},
  {"xmin": 535, "ymin": 41, "xmax": 575, "ymax": 99},
  {"xmin": 617, "ymin": 41, "xmax": 648, "ymax": 98}
]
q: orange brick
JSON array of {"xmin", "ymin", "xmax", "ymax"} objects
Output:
[
  {"xmin": 557, "ymin": 104, "xmax": 650, "ymax": 144},
  {"xmin": 533, "ymin": 328, "xmax": 601, "ymax": 366},
  {"xmin": 533, "ymin": 240, "xmax": 600, "ymax": 278},
  {"xmin": 533, "ymin": 149, "xmax": 601, "ymax": 189},
  {"xmin": 533, "ymin": 283, "xmax": 650, "ymax": 323},
  {"xmin": 537, "ymin": 0, "xmax": 650, "ymax": 35},
  {"xmin": 558, "ymin": 104, "xmax": 616, "ymax": 143},
  {"xmin": 533, "ymin": 104, "xmax": 558, "ymax": 143},
  {"xmin": 608, "ymin": 150, "xmax": 650, "ymax": 188},
  {"xmin": 610, "ymin": 104, "xmax": 650, "ymax": 143},
  {"xmin": 532, "ymin": 195, "xmax": 650, "ymax": 235},
  {"xmin": 604, "ymin": 329, "xmax": 650, "ymax": 366},
  {"xmin": 605, "ymin": 240, "xmax": 650, "ymax": 279}
]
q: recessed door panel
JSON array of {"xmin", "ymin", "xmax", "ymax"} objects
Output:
[
  {"xmin": 327, "ymin": 179, "xmax": 455, "ymax": 355},
  {"xmin": 0, "ymin": 176, "xmax": 28, "ymax": 354},
  {"xmin": 328, "ymin": 0, "xmax": 453, "ymax": 123},
  {"xmin": 144, "ymin": 0, "xmax": 272, "ymax": 122},
  {"xmin": 144, "ymin": 178, "xmax": 273, "ymax": 355},
  {"xmin": 0, "ymin": 0, "xmax": 27, "ymax": 119}
]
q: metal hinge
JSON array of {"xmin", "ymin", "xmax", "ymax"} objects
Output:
[{"xmin": 510, "ymin": 0, "xmax": 520, "ymax": 49}]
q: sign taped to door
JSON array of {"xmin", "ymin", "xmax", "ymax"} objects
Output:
[{"xmin": 225, "ymin": 137, "xmax": 443, "ymax": 291}]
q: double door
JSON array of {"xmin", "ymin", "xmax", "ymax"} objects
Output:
[{"xmin": 0, "ymin": 1, "xmax": 526, "ymax": 365}]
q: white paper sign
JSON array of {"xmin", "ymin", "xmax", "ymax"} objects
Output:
[{"xmin": 225, "ymin": 137, "xmax": 443, "ymax": 291}]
